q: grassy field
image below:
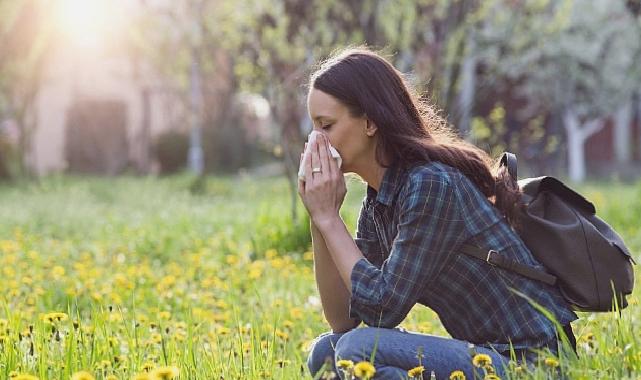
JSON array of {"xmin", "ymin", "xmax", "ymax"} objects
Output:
[{"xmin": 0, "ymin": 174, "xmax": 640, "ymax": 379}]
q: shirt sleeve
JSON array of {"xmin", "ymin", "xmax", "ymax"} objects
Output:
[
  {"xmin": 354, "ymin": 197, "xmax": 385, "ymax": 268},
  {"xmin": 349, "ymin": 171, "xmax": 466, "ymax": 328}
]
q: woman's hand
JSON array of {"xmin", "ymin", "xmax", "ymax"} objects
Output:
[{"xmin": 298, "ymin": 133, "xmax": 346, "ymax": 226}]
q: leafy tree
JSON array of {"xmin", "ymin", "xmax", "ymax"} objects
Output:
[{"xmin": 476, "ymin": 0, "xmax": 640, "ymax": 181}]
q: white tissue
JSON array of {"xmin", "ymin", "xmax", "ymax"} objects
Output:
[{"xmin": 298, "ymin": 130, "xmax": 342, "ymax": 181}]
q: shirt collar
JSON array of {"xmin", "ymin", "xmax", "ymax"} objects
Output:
[{"xmin": 366, "ymin": 163, "xmax": 406, "ymax": 207}]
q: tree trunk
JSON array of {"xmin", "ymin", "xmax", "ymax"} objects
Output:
[
  {"xmin": 638, "ymin": 94, "xmax": 641, "ymax": 161},
  {"xmin": 613, "ymin": 100, "xmax": 632, "ymax": 164},
  {"xmin": 188, "ymin": 44, "xmax": 204, "ymax": 175},
  {"xmin": 457, "ymin": 27, "xmax": 476, "ymax": 140},
  {"xmin": 563, "ymin": 108, "xmax": 605, "ymax": 183}
]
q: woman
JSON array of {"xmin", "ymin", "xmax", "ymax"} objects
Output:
[{"xmin": 297, "ymin": 47, "xmax": 577, "ymax": 379}]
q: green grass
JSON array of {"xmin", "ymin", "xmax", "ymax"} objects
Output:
[{"xmin": 0, "ymin": 174, "xmax": 639, "ymax": 379}]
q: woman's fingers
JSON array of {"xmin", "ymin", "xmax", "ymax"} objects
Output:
[
  {"xmin": 304, "ymin": 138, "xmax": 314, "ymax": 189},
  {"xmin": 318, "ymin": 134, "xmax": 332, "ymax": 179}
]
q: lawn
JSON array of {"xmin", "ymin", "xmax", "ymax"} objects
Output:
[{"xmin": 0, "ymin": 174, "xmax": 640, "ymax": 379}]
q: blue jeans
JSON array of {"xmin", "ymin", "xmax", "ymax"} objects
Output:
[{"xmin": 307, "ymin": 327, "xmax": 515, "ymax": 379}]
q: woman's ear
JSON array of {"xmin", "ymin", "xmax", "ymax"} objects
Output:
[{"xmin": 365, "ymin": 119, "xmax": 377, "ymax": 137}]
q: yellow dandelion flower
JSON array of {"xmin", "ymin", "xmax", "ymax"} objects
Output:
[
  {"xmin": 150, "ymin": 333, "xmax": 162, "ymax": 344},
  {"xmin": 408, "ymin": 365, "xmax": 425, "ymax": 378},
  {"xmin": 353, "ymin": 361, "xmax": 376, "ymax": 379},
  {"xmin": 42, "ymin": 312, "xmax": 68, "ymax": 324},
  {"xmin": 282, "ymin": 320, "xmax": 295, "ymax": 330},
  {"xmin": 337, "ymin": 359, "xmax": 354, "ymax": 369},
  {"xmin": 450, "ymin": 370, "xmax": 466, "ymax": 380},
  {"xmin": 225, "ymin": 255, "xmax": 238, "ymax": 265},
  {"xmin": 150, "ymin": 365, "xmax": 179, "ymax": 380},
  {"xmin": 13, "ymin": 375, "xmax": 39, "ymax": 380},
  {"xmin": 52, "ymin": 265, "xmax": 65, "ymax": 277},
  {"xmin": 544, "ymin": 357, "xmax": 559, "ymax": 368},
  {"xmin": 275, "ymin": 329, "xmax": 289, "ymax": 341},
  {"xmin": 71, "ymin": 371, "xmax": 95, "ymax": 380},
  {"xmin": 248, "ymin": 266, "xmax": 262, "ymax": 279},
  {"xmin": 265, "ymin": 249, "xmax": 278, "ymax": 259},
  {"xmin": 472, "ymin": 354, "xmax": 492, "ymax": 368},
  {"xmin": 289, "ymin": 307, "xmax": 304, "ymax": 319}
]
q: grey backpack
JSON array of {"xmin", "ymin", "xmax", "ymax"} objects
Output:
[{"xmin": 461, "ymin": 152, "xmax": 636, "ymax": 312}]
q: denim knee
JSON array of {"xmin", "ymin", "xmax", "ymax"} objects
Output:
[
  {"xmin": 334, "ymin": 327, "xmax": 381, "ymax": 363},
  {"xmin": 307, "ymin": 332, "xmax": 341, "ymax": 376}
]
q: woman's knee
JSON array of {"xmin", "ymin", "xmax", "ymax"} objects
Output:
[
  {"xmin": 307, "ymin": 332, "xmax": 342, "ymax": 376},
  {"xmin": 334, "ymin": 327, "xmax": 389, "ymax": 362}
]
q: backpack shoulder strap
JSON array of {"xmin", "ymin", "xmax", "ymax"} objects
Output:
[{"xmin": 460, "ymin": 244, "xmax": 558, "ymax": 286}]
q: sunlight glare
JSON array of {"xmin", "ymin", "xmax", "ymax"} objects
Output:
[{"xmin": 54, "ymin": 0, "xmax": 122, "ymax": 49}]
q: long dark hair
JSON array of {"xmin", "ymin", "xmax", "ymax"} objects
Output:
[{"xmin": 309, "ymin": 46, "xmax": 523, "ymax": 229}]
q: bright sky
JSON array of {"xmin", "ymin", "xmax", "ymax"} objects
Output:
[{"xmin": 53, "ymin": 0, "xmax": 128, "ymax": 50}]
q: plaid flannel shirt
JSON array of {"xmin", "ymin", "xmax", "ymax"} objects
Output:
[{"xmin": 350, "ymin": 161, "xmax": 577, "ymax": 353}]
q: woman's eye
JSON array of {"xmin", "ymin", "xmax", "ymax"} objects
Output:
[{"xmin": 322, "ymin": 124, "xmax": 332, "ymax": 130}]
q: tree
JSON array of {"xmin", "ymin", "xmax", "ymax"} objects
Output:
[
  {"xmin": 232, "ymin": 0, "xmax": 483, "ymax": 221},
  {"xmin": 476, "ymin": 0, "xmax": 640, "ymax": 182},
  {"xmin": 0, "ymin": 0, "xmax": 52, "ymax": 177},
  {"xmin": 131, "ymin": 0, "xmax": 238, "ymax": 175}
]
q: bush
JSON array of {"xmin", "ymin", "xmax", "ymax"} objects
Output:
[{"xmin": 153, "ymin": 130, "xmax": 189, "ymax": 174}]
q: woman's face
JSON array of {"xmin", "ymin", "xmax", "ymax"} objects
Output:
[{"xmin": 306, "ymin": 88, "xmax": 376, "ymax": 173}]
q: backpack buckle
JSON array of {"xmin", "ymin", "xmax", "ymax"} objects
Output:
[{"xmin": 486, "ymin": 250, "xmax": 499, "ymax": 266}]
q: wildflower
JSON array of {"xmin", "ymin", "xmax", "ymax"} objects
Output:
[
  {"xmin": 544, "ymin": 357, "xmax": 559, "ymax": 368},
  {"xmin": 472, "ymin": 354, "xmax": 492, "ymax": 368},
  {"xmin": 353, "ymin": 361, "xmax": 376, "ymax": 379},
  {"xmin": 337, "ymin": 359, "xmax": 354, "ymax": 369},
  {"xmin": 450, "ymin": 370, "xmax": 466, "ymax": 380},
  {"xmin": 275, "ymin": 329, "xmax": 289, "ymax": 341},
  {"xmin": 265, "ymin": 249, "xmax": 278, "ymax": 259},
  {"xmin": 42, "ymin": 312, "xmax": 68, "ymax": 324},
  {"xmin": 13, "ymin": 375, "xmax": 39, "ymax": 380},
  {"xmin": 149, "ymin": 366, "xmax": 179, "ymax": 380},
  {"xmin": 282, "ymin": 320, "xmax": 295, "ymax": 330},
  {"xmin": 71, "ymin": 371, "xmax": 95, "ymax": 380},
  {"xmin": 408, "ymin": 365, "xmax": 425, "ymax": 378},
  {"xmin": 150, "ymin": 333, "xmax": 162, "ymax": 344},
  {"xmin": 289, "ymin": 307, "xmax": 303, "ymax": 319}
]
